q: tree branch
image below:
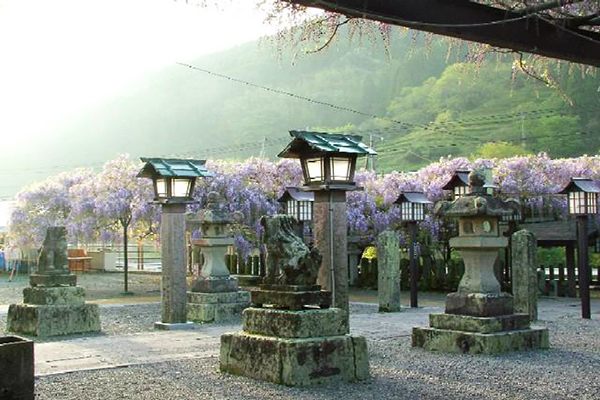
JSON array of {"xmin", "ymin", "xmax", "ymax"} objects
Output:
[{"xmin": 285, "ymin": 0, "xmax": 600, "ymax": 67}]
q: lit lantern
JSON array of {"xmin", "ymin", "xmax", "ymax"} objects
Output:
[
  {"xmin": 394, "ymin": 191, "xmax": 432, "ymax": 222},
  {"xmin": 137, "ymin": 158, "xmax": 212, "ymax": 203},
  {"xmin": 558, "ymin": 177, "xmax": 599, "ymax": 319},
  {"xmin": 278, "ymin": 131, "xmax": 376, "ymax": 189},
  {"xmin": 559, "ymin": 177, "xmax": 600, "ymax": 215},
  {"xmin": 277, "ymin": 187, "xmax": 314, "ymax": 222}
]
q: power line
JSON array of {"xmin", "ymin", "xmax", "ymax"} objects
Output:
[{"xmin": 176, "ymin": 62, "xmax": 485, "ymax": 143}]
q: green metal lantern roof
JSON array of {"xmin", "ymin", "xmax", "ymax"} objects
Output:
[
  {"xmin": 277, "ymin": 131, "xmax": 377, "ymax": 158},
  {"xmin": 137, "ymin": 158, "xmax": 212, "ymax": 179}
]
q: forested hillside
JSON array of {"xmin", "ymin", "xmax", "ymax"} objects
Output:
[{"xmin": 28, "ymin": 29, "xmax": 600, "ymax": 182}]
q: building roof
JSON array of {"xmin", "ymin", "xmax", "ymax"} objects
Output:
[
  {"xmin": 519, "ymin": 218, "xmax": 598, "ymax": 246},
  {"xmin": 277, "ymin": 187, "xmax": 315, "ymax": 203},
  {"xmin": 558, "ymin": 177, "xmax": 600, "ymax": 194},
  {"xmin": 137, "ymin": 158, "xmax": 212, "ymax": 179},
  {"xmin": 442, "ymin": 170, "xmax": 471, "ymax": 190},
  {"xmin": 395, "ymin": 192, "xmax": 432, "ymax": 204},
  {"xmin": 278, "ymin": 131, "xmax": 377, "ymax": 158}
]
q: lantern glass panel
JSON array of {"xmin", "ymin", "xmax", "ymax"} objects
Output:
[
  {"xmin": 172, "ymin": 178, "xmax": 192, "ymax": 198},
  {"xmin": 304, "ymin": 158, "xmax": 324, "ymax": 182},
  {"xmin": 287, "ymin": 200, "xmax": 298, "ymax": 217},
  {"xmin": 569, "ymin": 191, "xmax": 586, "ymax": 214},
  {"xmin": 330, "ymin": 157, "xmax": 351, "ymax": 181},
  {"xmin": 454, "ymin": 185, "xmax": 470, "ymax": 199},
  {"xmin": 156, "ymin": 178, "xmax": 168, "ymax": 198},
  {"xmin": 587, "ymin": 192, "xmax": 597, "ymax": 214},
  {"xmin": 298, "ymin": 200, "xmax": 312, "ymax": 221}
]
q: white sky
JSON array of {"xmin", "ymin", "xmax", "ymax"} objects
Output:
[{"xmin": 0, "ymin": 0, "xmax": 280, "ymax": 154}]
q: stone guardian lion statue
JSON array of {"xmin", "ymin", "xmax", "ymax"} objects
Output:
[{"xmin": 260, "ymin": 215, "xmax": 321, "ymax": 286}]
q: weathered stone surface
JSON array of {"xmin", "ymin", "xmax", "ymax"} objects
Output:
[
  {"xmin": 187, "ymin": 291, "xmax": 250, "ymax": 323},
  {"xmin": 236, "ymin": 275, "xmax": 262, "ymax": 288},
  {"xmin": 412, "ymin": 326, "xmax": 549, "ymax": 354},
  {"xmin": 160, "ymin": 204, "xmax": 188, "ymax": 324},
  {"xmin": 250, "ymin": 289, "xmax": 331, "ymax": 310},
  {"xmin": 7, "ymin": 304, "xmax": 101, "ymax": 337},
  {"xmin": 243, "ymin": 308, "xmax": 347, "ymax": 338},
  {"xmin": 29, "ymin": 274, "xmax": 76, "ymax": 288},
  {"xmin": 187, "ymin": 291, "xmax": 250, "ymax": 305},
  {"xmin": 376, "ymin": 230, "xmax": 401, "ymax": 313},
  {"xmin": 261, "ymin": 214, "xmax": 321, "ymax": 286},
  {"xmin": 191, "ymin": 276, "xmax": 239, "ymax": 293},
  {"xmin": 314, "ymin": 190, "xmax": 349, "ymax": 313},
  {"xmin": 445, "ymin": 292, "xmax": 514, "ymax": 317},
  {"xmin": 512, "ymin": 230, "xmax": 539, "ymax": 320},
  {"xmin": 0, "ymin": 336, "xmax": 34, "ymax": 400},
  {"xmin": 23, "ymin": 286, "xmax": 85, "ymax": 306},
  {"xmin": 429, "ymin": 313, "xmax": 530, "ymax": 334},
  {"xmin": 450, "ymin": 244, "xmax": 505, "ymax": 294},
  {"xmin": 220, "ymin": 333, "xmax": 369, "ymax": 386},
  {"xmin": 36, "ymin": 226, "xmax": 70, "ymax": 275},
  {"xmin": 259, "ymin": 284, "xmax": 321, "ymax": 292}
]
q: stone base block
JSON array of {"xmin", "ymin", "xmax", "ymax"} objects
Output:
[
  {"xmin": 187, "ymin": 291, "xmax": 250, "ymax": 323},
  {"xmin": 243, "ymin": 308, "xmax": 348, "ymax": 338},
  {"xmin": 412, "ymin": 326, "xmax": 549, "ymax": 354},
  {"xmin": 251, "ymin": 289, "xmax": 331, "ymax": 310},
  {"xmin": 29, "ymin": 274, "xmax": 76, "ymax": 288},
  {"xmin": 154, "ymin": 321, "xmax": 196, "ymax": 331},
  {"xmin": 429, "ymin": 313, "xmax": 530, "ymax": 334},
  {"xmin": 220, "ymin": 333, "xmax": 369, "ymax": 386},
  {"xmin": 23, "ymin": 286, "xmax": 86, "ymax": 306},
  {"xmin": 446, "ymin": 292, "xmax": 514, "ymax": 317},
  {"xmin": 236, "ymin": 275, "xmax": 263, "ymax": 288},
  {"xmin": 191, "ymin": 276, "xmax": 239, "ymax": 293},
  {"xmin": 7, "ymin": 303, "xmax": 101, "ymax": 337}
]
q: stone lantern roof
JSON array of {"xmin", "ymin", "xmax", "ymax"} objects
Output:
[{"xmin": 435, "ymin": 170, "xmax": 519, "ymax": 218}]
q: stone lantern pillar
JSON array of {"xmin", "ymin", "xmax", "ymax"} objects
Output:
[
  {"xmin": 187, "ymin": 192, "xmax": 250, "ymax": 323},
  {"xmin": 412, "ymin": 171, "xmax": 549, "ymax": 354}
]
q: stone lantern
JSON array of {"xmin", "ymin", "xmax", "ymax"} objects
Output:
[
  {"xmin": 412, "ymin": 170, "xmax": 549, "ymax": 354},
  {"xmin": 187, "ymin": 192, "xmax": 250, "ymax": 323}
]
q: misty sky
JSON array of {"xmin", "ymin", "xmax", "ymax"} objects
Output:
[
  {"xmin": 0, "ymin": 0, "xmax": 290, "ymax": 199},
  {"xmin": 0, "ymin": 0, "xmax": 279, "ymax": 160}
]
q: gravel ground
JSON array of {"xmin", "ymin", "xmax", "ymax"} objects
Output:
[
  {"xmin": 0, "ymin": 272, "xmax": 162, "ymax": 304},
  {"xmin": 34, "ymin": 312, "xmax": 600, "ymax": 400},
  {"xmin": 3, "ymin": 272, "xmax": 600, "ymax": 399}
]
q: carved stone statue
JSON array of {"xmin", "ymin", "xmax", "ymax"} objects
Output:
[
  {"xmin": 260, "ymin": 215, "xmax": 321, "ymax": 286},
  {"xmin": 37, "ymin": 227, "xmax": 69, "ymax": 275}
]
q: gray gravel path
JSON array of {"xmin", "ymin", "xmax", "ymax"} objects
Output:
[{"xmin": 34, "ymin": 314, "xmax": 600, "ymax": 400}]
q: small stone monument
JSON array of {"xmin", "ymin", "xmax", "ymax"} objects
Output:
[
  {"xmin": 187, "ymin": 192, "xmax": 250, "ymax": 323},
  {"xmin": 220, "ymin": 214, "xmax": 369, "ymax": 386},
  {"xmin": 7, "ymin": 227, "xmax": 101, "ymax": 337},
  {"xmin": 511, "ymin": 229, "xmax": 539, "ymax": 321},
  {"xmin": 377, "ymin": 230, "xmax": 401, "ymax": 312},
  {"xmin": 412, "ymin": 171, "xmax": 549, "ymax": 354}
]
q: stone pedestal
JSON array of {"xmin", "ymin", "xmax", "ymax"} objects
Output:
[
  {"xmin": 7, "ymin": 284, "xmax": 100, "ymax": 337},
  {"xmin": 220, "ymin": 287, "xmax": 369, "ymax": 386},
  {"xmin": 412, "ymin": 242, "xmax": 548, "ymax": 354},
  {"xmin": 376, "ymin": 230, "xmax": 401, "ymax": 312},
  {"xmin": 511, "ymin": 230, "xmax": 539, "ymax": 320}
]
